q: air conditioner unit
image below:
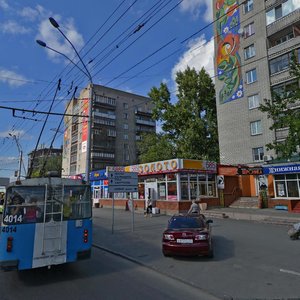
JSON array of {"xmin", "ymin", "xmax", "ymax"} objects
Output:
[{"xmin": 263, "ymin": 155, "xmax": 273, "ymax": 162}]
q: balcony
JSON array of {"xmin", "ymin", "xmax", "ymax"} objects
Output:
[
  {"xmin": 265, "ymin": 0, "xmax": 276, "ymax": 10},
  {"xmin": 267, "ymin": 9, "xmax": 300, "ymax": 37},
  {"xmin": 135, "ymin": 108, "xmax": 152, "ymax": 116},
  {"xmin": 268, "ymin": 35, "xmax": 300, "ymax": 59},
  {"xmin": 270, "ymin": 69, "xmax": 295, "ymax": 86},
  {"xmin": 93, "ymin": 111, "xmax": 116, "ymax": 119},
  {"xmin": 275, "ymin": 127, "xmax": 289, "ymax": 141},
  {"xmin": 135, "ymin": 118, "xmax": 156, "ymax": 126}
]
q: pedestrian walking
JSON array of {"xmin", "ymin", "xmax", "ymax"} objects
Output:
[
  {"xmin": 187, "ymin": 200, "xmax": 200, "ymax": 215},
  {"xmin": 145, "ymin": 197, "xmax": 153, "ymax": 217}
]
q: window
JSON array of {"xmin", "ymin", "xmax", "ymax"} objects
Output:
[
  {"xmin": 124, "ymin": 123, "xmax": 128, "ymax": 130},
  {"xmin": 244, "ymin": 44, "xmax": 256, "ymax": 60},
  {"xmin": 272, "ymin": 80, "xmax": 299, "ymax": 99},
  {"xmin": 123, "ymin": 113, "xmax": 128, "ymax": 119},
  {"xmin": 124, "ymin": 134, "xmax": 128, "ymax": 140},
  {"xmin": 252, "ymin": 147, "xmax": 264, "ymax": 161},
  {"xmin": 248, "ymin": 94, "xmax": 260, "ymax": 109},
  {"xmin": 275, "ymin": 32, "xmax": 294, "ymax": 46},
  {"xmin": 274, "ymin": 174, "xmax": 300, "ymax": 198},
  {"xmin": 244, "ymin": 22, "xmax": 255, "ymax": 38},
  {"xmin": 107, "ymin": 129, "xmax": 116, "ymax": 137},
  {"xmin": 123, "ymin": 103, "xmax": 128, "ymax": 109},
  {"xmin": 94, "ymin": 95, "xmax": 116, "ymax": 106},
  {"xmin": 244, "ymin": 0, "xmax": 253, "ymax": 13},
  {"xmin": 266, "ymin": 0, "xmax": 300, "ymax": 25},
  {"xmin": 269, "ymin": 53, "xmax": 290, "ymax": 74},
  {"xmin": 246, "ymin": 69, "xmax": 257, "ymax": 84},
  {"xmin": 250, "ymin": 120, "xmax": 262, "ymax": 135}
]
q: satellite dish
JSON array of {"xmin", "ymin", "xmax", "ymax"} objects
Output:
[{"xmin": 238, "ymin": 28, "xmax": 244, "ymax": 35}]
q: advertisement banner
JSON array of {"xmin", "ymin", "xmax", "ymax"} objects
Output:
[
  {"xmin": 263, "ymin": 164, "xmax": 300, "ymax": 175},
  {"xmin": 82, "ymin": 98, "xmax": 89, "ymax": 143}
]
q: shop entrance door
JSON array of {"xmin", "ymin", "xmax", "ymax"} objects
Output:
[{"xmin": 144, "ymin": 182, "xmax": 157, "ymax": 208}]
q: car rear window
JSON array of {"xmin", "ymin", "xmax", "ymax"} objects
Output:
[{"xmin": 168, "ymin": 217, "xmax": 205, "ymax": 229}]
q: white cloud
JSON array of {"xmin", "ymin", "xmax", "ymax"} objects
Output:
[
  {"xmin": 180, "ymin": 0, "xmax": 212, "ymax": 22},
  {"xmin": 0, "ymin": 129, "xmax": 25, "ymax": 138},
  {"xmin": 0, "ymin": 20, "xmax": 31, "ymax": 34},
  {"xmin": 171, "ymin": 35, "xmax": 215, "ymax": 82},
  {"xmin": 0, "ymin": 0, "xmax": 9, "ymax": 10},
  {"xmin": 37, "ymin": 16, "xmax": 84, "ymax": 63},
  {"xmin": 0, "ymin": 69, "xmax": 28, "ymax": 87},
  {"xmin": 18, "ymin": 6, "xmax": 41, "ymax": 21}
]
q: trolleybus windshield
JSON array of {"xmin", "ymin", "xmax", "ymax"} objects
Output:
[{"xmin": 3, "ymin": 185, "xmax": 91, "ymax": 225}]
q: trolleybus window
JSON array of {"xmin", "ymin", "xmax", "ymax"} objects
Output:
[
  {"xmin": 4, "ymin": 186, "xmax": 45, "ymax": 224},
  {"xmin": 63, "ymin": 186, "xmax": 91, "ymax": 220},
  {"xmin": 3, "ymin": 185, "xmax": 91, "ymax": 224}
]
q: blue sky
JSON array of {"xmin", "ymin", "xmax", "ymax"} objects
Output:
[{"xmin": 0, "ymin": 0, "xmax": 215, "ymax": 180}]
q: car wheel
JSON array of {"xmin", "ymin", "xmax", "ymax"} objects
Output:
[
  {"xmin": 162, "ymin": 251, "xmax": 171, "ymax": 257},
  {"xmin": 207, "ymin": 249, "xmax": 214, "ymax": 258}
]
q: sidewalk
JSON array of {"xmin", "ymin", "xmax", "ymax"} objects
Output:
[{"xmin": 202, "ymin": 206, "xmax": 300, "ymax": 225}]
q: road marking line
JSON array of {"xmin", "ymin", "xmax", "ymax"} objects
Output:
[{"xmin": 280, "ymin": 268, "xmax": 300, "ymax": 276}]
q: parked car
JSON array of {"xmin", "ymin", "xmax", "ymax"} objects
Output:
[{"xmin": 162, "ymin": 214, "xmax": 214, "ymax": 258}]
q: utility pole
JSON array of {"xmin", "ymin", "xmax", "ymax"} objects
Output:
[{"xmin": 37, "ymin": 17, "xmax": 94, "ymax": 183}]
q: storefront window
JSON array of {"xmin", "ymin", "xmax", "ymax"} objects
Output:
[
  {"xmin": 158, "ymin": 182, "xmax": 166, "ymax": 200},
  {"xmin": 180, "ymin": 174, "xmax": 189, "ymax": 200},
  {"xmin": 190, "ymin": 174, "xmax": 198, "ymax": 200},
  {"xmin": 167, "ymin": 182, "xmax": 177, "ymax": 200},
  {"xmin": 274, "ymin": 174, "xmax": 300, "ymax": 198},
  {"xmin": 138, "ymin": 183, "xmax": 145, "ymax": 199},
  {"xmin": 287, "ymin": 181, "xmax": 299, "ymax": 197}
]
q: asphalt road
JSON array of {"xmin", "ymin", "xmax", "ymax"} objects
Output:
[
  {"xmin": 93, "ymin": 208, "xmax": 300, "ymax": 299},
  {"xmin": 0, "ymin": 246, "xmax": 218, "ymax": 300},
  {"xmin": 1, "ymin": 208, "xmax": 300, "ymax": 300}
]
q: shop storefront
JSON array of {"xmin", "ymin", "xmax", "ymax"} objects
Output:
[
  {"xmin": 90, "ymin": 170, "xmax": 108, "ymax": 207},
  {"xmin": 263, "ymin": 163, "xmax": 300, "ymax": 211},
  {"xmin": 92, "ymin": 158, "xmax": 218, "ymax": 214}
]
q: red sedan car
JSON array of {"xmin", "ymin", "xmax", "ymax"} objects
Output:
[{"xmin": 162, "ymin": 214, "xmax": 214, "ymax": 258}]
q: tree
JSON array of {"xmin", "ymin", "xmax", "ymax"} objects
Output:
[
  {"xmin": 259, "ymin": 54, "xmax": 300, "ymax": 159},
  {"xmin": 31, "ymin": 155, "xmax": 62, "ymax": 178},
  {"xmin": 137, "ymin": 132, "xmax": 175, "ymax": 163},
  {"xmin": 142, "ymin": 66, "xmax": 219, "ymax": 162}
]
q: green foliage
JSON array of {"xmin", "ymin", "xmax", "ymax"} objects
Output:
[
  {"xmin": 137, "ymin": 132, "xmax": 175, "ymax": 163},
  {"xmin": 31, "ymin": 155, "xmax": 62, "ymax": 178},
  {"xmin": 259, "ymin": 53, "xmax": 300, "ymax": 159},
  {"xmin": 143, "ymin": 67, "xmax": 219, "ymax": 162}
]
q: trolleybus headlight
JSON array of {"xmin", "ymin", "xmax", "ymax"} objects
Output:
[
  {"xmin": 7, "ymin": 236, "xmax": 13, "ymax": 252},
  {"xmin": 83, "ymin": 229, "xmax": 88, "ymax": 243}
]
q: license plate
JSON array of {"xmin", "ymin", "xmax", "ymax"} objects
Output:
[{"xmin": 177, "ymin": 239, "xmax": 193, "ymax": 244}]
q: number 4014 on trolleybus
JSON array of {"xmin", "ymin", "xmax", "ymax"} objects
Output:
[{"xmin": 0, "ymin": 175, "xmax": 92, "ymax": 271}]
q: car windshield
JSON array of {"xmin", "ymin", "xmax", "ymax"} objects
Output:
[{"xmin": 168, "ymin": 217, "xmax": 205, "ymax": 229}]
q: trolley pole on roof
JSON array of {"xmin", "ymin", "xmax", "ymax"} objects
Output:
[
  {"xmin": 9, "ymin": 133, "xmax": 23, "ymax": 182},
  {"xmin": 36, "ymin": 17, "xmax": 94, "ymax": 183}
]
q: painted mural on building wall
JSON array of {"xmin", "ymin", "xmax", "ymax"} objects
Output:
[{"xmin": 216, "ymin": 0, "xmax": 243, "ymax": 104}]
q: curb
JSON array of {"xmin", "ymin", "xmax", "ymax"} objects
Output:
[
  {"xmin": 202, "ymin": 210, "xmax": 299, "ymax": 226},
  {"xmin": 92, "ymin": 243, "xmax": 221, "ymax": 300}
]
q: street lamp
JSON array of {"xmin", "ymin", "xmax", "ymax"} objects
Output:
[
  {"xmin": 8, "ymin": 133, "xmax": 23, "ymax": 182},
  {"xmin": 36, "ymin": 17, "xmax": 94, "ymax": 183}
]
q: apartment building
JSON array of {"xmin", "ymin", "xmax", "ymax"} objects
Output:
[
  {"xmin": 214, "ymin": 0, "xmax": 300, "ymax": 165},
  {"xmin": 62, "ymin": 84, "xmax": 155, "ymax": 178},
  {"xmin": 27, "ymin": 146, "xmax": 62, "ymax": 175}
]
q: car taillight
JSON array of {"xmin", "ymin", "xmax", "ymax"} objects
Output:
[
  {"xmin": 163, "ymin": 234, "xmax": 174, "ymax": 241},
  {"xmin": 195, "ymin": 234, "xmax": 208, "ymax": 241},
  {"xmin": 7, "ymin": 236, "xmax": 13, "ymax": 252},
  {"xmin": 83, "ymin": 229, "xmax": 88, "ymax": 243}
]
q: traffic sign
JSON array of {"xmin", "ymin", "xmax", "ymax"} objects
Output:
[{"xmin": 108, "ymin": 171, "xmax": 138, "ymax": 193}]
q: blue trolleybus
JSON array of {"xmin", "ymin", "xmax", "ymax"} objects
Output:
[{"xmin": 0, "ymin": 176, "xmax": 92, "ymax": 270}]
